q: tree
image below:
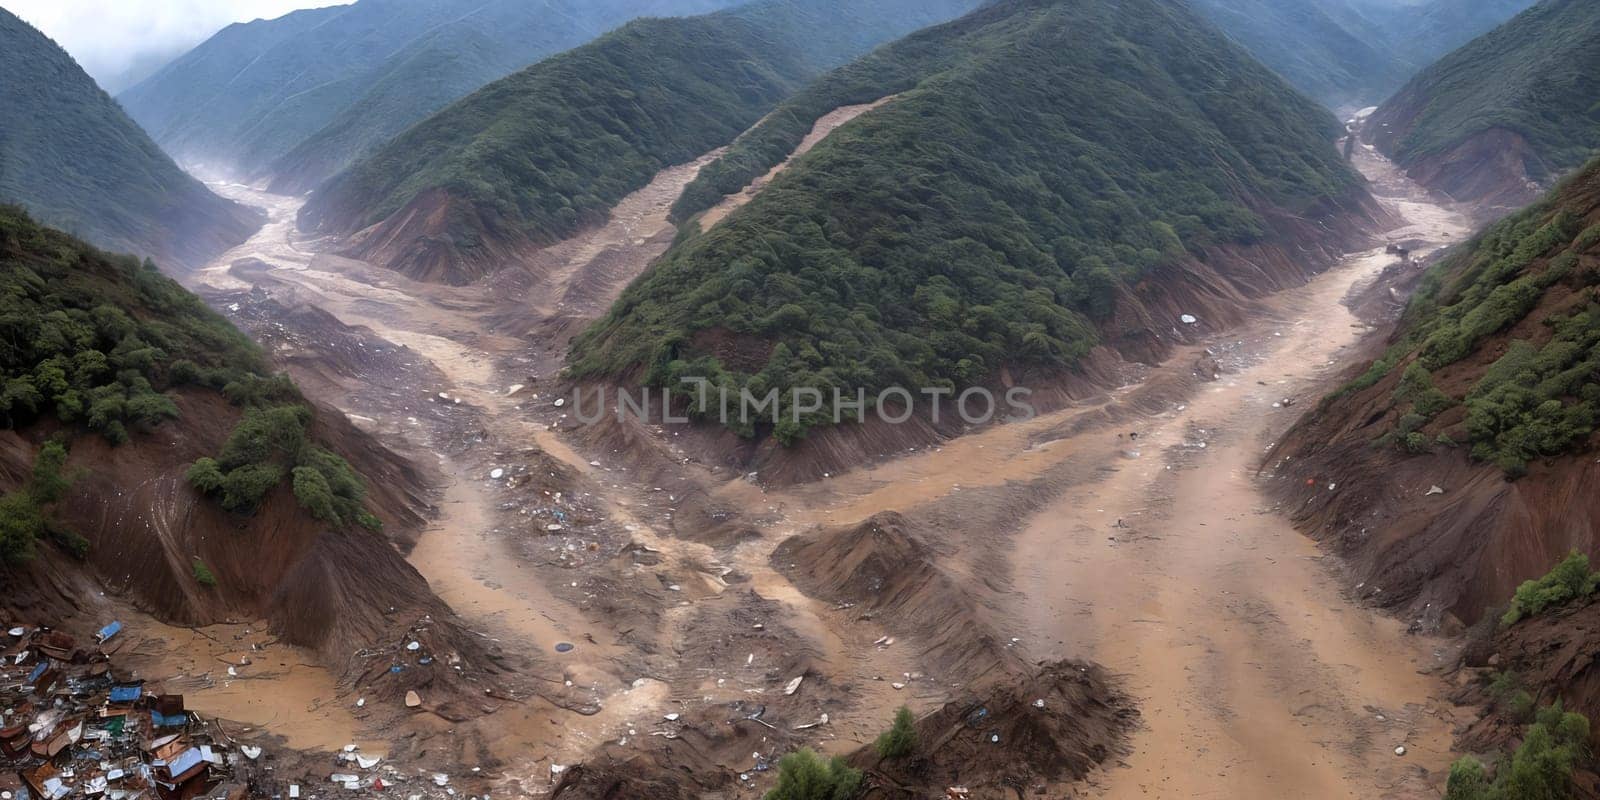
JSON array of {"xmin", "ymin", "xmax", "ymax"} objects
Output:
[
  {"xmin": 875, "ymin": 706, "xmax": 918, "ymax": 759},
  {"xmin": 764, "ymin": 749, "xmax": 862, "ymax": 800},
  {"xmin": 1444, "ymin": 703, "xmax": 1589, "ymax": 800}
]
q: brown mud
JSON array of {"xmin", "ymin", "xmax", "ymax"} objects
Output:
[{"xmin": 12, "ymin": 102, "xmax": 1491, "ymax": 798}]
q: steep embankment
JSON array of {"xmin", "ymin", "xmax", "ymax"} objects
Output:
[
  {"xmin": 1266, "ymin": 157, "xmax": 1600, "ymax": 632},
  {"xmin": 572, "ymin": 0, "xmax": 1383, "ymax": 476},
  {"xmin": 0, "ymin": 207, "xmax": 490, "ymax": 694},
  {"xmin": 0, "ymin": 9, "xmax": 259, "ymax": 269},
  {"xmin": 1367, "ymin": 0, "xmax": 1600, "ymax": 211},
  {"xmin": 298, "ymin": 0, "xmax": 980, "ymax": 285},
  {"xmin": 117, "ymin": 0, "xmax": 746, "ymax": 186}
]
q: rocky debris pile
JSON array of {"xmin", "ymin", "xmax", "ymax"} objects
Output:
[{"xmin": 1, "ymin": 623, "xmax": 265, "ymax": 800}]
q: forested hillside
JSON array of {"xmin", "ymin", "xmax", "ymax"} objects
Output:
[
  {"xmin": 118, "ymin": 0, "xmax": 744, "ymax": 188},
  {"xmin": 1268, "ymin": 156, "xmax": 1600, "ymax": 627},
  {"xmin": 1367, "ymin": 0, "xmax": 1600, "ymax": 208},
  {"xmin": 1189, "ymin": 0, "xmax": 1532, "ymax": 109},
  {"xmin": 578, "ymin": 0, "xmax": 1374, "ymax": 443},
  {"xmin": 0, "ymin": 205, "xmax": 379, "ymax": 558},
  {"xmin": 297, "ymin": 0, "xmax": 981, "ymax": 285},
  {"xmin": 0, "ymin": 9, "xmax": 259, "ymax": 269}
]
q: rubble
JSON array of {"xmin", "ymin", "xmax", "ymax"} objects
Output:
[{"xmin": 1, "ymin": 623, "xmax": 263, "ymax": 800}]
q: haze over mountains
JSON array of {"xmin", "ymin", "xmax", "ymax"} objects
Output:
[
  {"xmin": 117, "ymin": 0, "xmax": 749, "ymax": 190},
  {"xmin": 1368, "ymin": 0, "xmax": 1600, "ymax": 209},
  {"xmin": 0, "ymin": 7, "xmax": 260, "ymax": 269},
  {"xmin": 298, "ymin": 0, "xmax": 983, "ymax": 284},
  {"xmin": 1188, "ymin": 0, "xmax": 1534, "ymax": 109}
]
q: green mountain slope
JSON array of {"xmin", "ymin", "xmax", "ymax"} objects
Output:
[
  {"xmin": 297, "ymin": 0, "xmax": 981, "ymax": 285},
  {"xmin": 0, "ymin": 9, "xmax": 259, "ymax": 269},
  {"xmin": 0, "ymin": 204, "xmax": 379, "ymax": 557},
  {"xmin": 1187, "ymin": 0, "xmax": 1534, "ymax": 110},
  {"xmin": 118, "ymin": 0, "xmax": 743, "ymax": 187},
  {"xmin": 1367, "ymin": 0, "xmax": 1600, "ymax": 208},
  {"xmin": 576, "ymin": 0, "xmax": 1374, "ymax": 443}
]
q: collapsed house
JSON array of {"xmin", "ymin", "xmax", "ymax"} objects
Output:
[{"xmin": 1, "ymin": 624, "xmax": 258, "ymax": 800}]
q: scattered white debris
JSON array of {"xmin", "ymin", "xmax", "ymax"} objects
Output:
[
  {"xmin": 356, "ymin": 697, "xmax": 366, "ymax": 708},
  {"xmin": 664, "ymin": 713, "xmax": 680, "ymax": 722},
  {"xmin": 406, "ymin": 641, "xmax": 422, "ymax": 651},
  {"xmin": 1032, "ymin": 699, "xmax": 1046, "ymax": 709},
  {"xmin": 784, "ymin": 675, "xmax": 804, "ymax": 696},
  {"xmin": 405, "ymin": 691, "xmax": 422, "ymax": 708},
  {"xmin": 357, "ymin": 755, "xmax": 381, "ymax": 769},
  {"xmin": 554, "ymin": 398, "xmax": 566, "ymax": 407},
  {"xmin": 506, "ymin": 384, "xmax": 525, "ymax": 396},
  {"xmin": 241, "ymin": 746, "xmax": 263, "ymax": 760},
  {"xmin": 891, "ymin": 682, "xmax": 906, "ymax": 690},
  {"xmin": 1394, "ymin": 745, "xmax": 1407, "ymax": 757},
  {"xmin": 1425, "ymin": 485, "xmax": 1445, "ymax": 496},
  {"xmin": 490, "ymin": 468, "xmax": 505, "ymax": 480},
  {"xmin": 432, "ymin": 774, "xmax": 450, "ymax": 786},
  {"xmin": 546, "ymin": 523, "xmax": 564, "ymax": 532},
  {"xmin": 1180, "ymin": 314, "xmax": 1198, "ymax": 325}
]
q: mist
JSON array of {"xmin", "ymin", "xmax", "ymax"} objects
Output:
[{"xmin": 4, "ymin": 0, "xmax": 349, "ymax": 92}]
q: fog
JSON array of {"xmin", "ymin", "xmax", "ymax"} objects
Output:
[{"xmin": 5, "ymin": 0, "xmax": 350, "ymax": 92}]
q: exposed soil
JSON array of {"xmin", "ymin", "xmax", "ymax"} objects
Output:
[{"xmin": 6, "ymin": 100, "xmax": 1502, "ymax": 800}]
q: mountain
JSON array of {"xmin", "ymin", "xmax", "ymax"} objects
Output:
[
  {"xmin": 116, "ymin": 0, "xmax": 748, "ymax": 189},
  {"xmin": 0, "ymin": 204, "xmax": 495, "ymax": 679},
  {"xmin": 1267, "ymin": 157, "xmax": 1600, "ymax": 631},
  {"xmin": 1367, "ymin": 0, "xmax": 1600, "ymax": 210},
  {"xmin": 1188, "ymin": 0, "xmax": 1535, "ymax": 110},
  {"xmin": 0, "ymin": 8, "xmax": 260, "ymax": 269},
  {"xmin": 297, "ymin": 0, "xmax": 983, "ymax": 285},
  {"xmin": 572, "ymin": 0, "xmax": 1379, "ymax": 449}
]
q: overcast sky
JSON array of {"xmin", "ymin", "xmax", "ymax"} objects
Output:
[{"xmin": 5, "ymin": 1, "xmax": 349, "ymax": 91}]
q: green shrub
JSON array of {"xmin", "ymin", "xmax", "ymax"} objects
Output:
[
  {"xmin": 875, "ymin": 706, "xmax": 918, "ymax": 759},
  {"xmin": 192, "ymin": 557, "xmax": 217, "ymax": 587},
  {"xmin": 764, "ymin": 749, "xmax": 862, "ymax": 800},
  {"xmin": 0, "ymin": 441, "xmax": 81, "ymax": 564},
  {"xmin": 189, "ymin": 406, "xmax": 376, "ymax": 526},
  {"xmin": 1445, "ymin": 703, "xmax": 1589, "ymax": 800},
  {"xmin": 1502, "ymin": 552, "xmax": 1600, "ymax": 626}
]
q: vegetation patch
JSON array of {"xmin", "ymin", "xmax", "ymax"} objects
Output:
[
  {"xmin": 1445, "ymin": 703, "xmax": 1590, "ymax": 800},
  {"xmin": 1501, "ymin": 551, "xmax": 1600, "ymax": 626},
  {"xmin": 574, "ymin": 0, "xmax": 1361, "ymax": 441}
]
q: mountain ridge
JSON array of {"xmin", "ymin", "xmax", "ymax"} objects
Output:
[{"xmin": 0, "ymin": 8, "xmax": 260, "ymax": 269}]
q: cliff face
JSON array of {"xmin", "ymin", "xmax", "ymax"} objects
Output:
[{"xmin": 1265, "ymin": 159, "xmax": 1600, "ymax": 632}]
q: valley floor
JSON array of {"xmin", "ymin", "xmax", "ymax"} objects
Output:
[{"xmin": 165, "ymin": 139, "xmax": 1474, "ymax": 796}]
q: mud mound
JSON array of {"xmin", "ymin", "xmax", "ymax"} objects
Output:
[
  {"xmin": 335, "ymin": 188, "xmax": 530, "ymax": 286},
  {"xmin": 772, "ymin": 512, "xmax": 1017, "ymax": 685},
  {"xmin": 549, "ymin": 659, "xmax": 1133, "ymax": 800},
  {"xmin": 856, "ymin": 660, "xmax": 1134, "ymax": 798}
]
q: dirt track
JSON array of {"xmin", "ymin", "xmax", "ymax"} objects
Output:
[{"xmin": 164, "ymin": 125, "xmax": 1483, "ymax": 797}]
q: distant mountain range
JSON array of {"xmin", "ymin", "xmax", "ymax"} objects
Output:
[
  {"xmin": 1367, "ymin": 0, "xmax": 1600, "ymax": 209},
  {"xmin": 0, "ymin": 8, "xmax": 259, "ymax": 269},
  {"xmin": 297, "ymin": 0, "xmax": 983, "ymax": 285},
  {"xmin": 1191, "ymin": 0, "xmax": 1535, "ymax": 109},
  {"xmin": 116, "ymin": 0, "xmax": 748, "ymax": 192}
]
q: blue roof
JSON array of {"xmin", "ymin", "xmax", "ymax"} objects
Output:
[
  {"xmin": 151, "ymin": 710, "xmax": 187, "ymax": 728},
  {"xmin": 110, "ymin": 685, "xmax": 142, "ymax": 703},
  {"xmin": 165, "ymin": 747, "xmax": 206, "ymax": 777}
]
